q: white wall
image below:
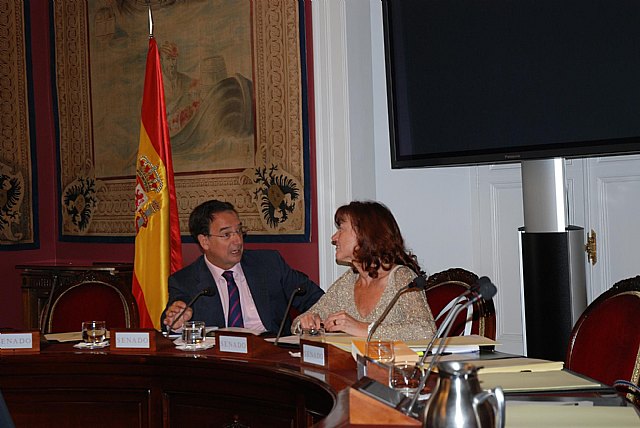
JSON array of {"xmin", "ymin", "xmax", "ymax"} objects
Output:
[
  {"xmin": 312, "ymin": 0, "xmax": 640, "ymax": 357},
  {"xmin": 312, "ymin": 0, "xmax": 518, "ymax": 353},
  {"xmin": 312, "ymin": 0, "xmax": 480, "ymax": 281}
]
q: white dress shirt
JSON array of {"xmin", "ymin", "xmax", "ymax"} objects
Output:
[{"xmin": 204, "ymin": 258, "xmax": 267, "ymax": 332}]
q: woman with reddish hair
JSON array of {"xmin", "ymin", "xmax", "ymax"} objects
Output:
[{"xmin": 293, "ymin": 201, "xmax": 436, "ymax": 341}]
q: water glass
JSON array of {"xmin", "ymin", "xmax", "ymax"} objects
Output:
[
  {"xmin": 182, "ymin": 320, "xmax": 205, "ymax": 347},
  {"xmin": 365, "ymin": 340, "xmax": 395, "ymax": 364},
  {"xmin": 82, "ymin": 320, "xmax": 106, "ymax": 344},
  {"xmin": 391, "ymin": 361, "xmax": 421, "ymax": 397}
]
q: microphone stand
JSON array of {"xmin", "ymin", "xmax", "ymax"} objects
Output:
[
  {"xmin": 353, "ymin": 274, "xmax": 427, "ymax": 399},
  {"xmin": 410, "ymin": 283, "xmax": 479, "ymax": 361},
  {"xmin": 366, "ymin": 275, "xmax": 428, "ymax": 342},
  {"xmin": 164, "ymin": 287, "xmax": 216, "ymax": 337},
  {"xmin": 403, "ymin": 279, "xmax": 497, "ymax": 417},
  {"xmin": 274, "ymin": 287, "xmax": 305, "ymax": 346},
  {"xmin": 407, "ymin": 277, "xmax": 488, "ymax": 374}
]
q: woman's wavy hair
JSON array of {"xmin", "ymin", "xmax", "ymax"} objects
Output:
[{"xmin": 334, "ymin": 201, "xmax": 421, "ymax": 278}]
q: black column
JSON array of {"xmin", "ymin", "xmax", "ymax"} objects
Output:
[{"xmin": 521, "ymin": 231, "xmax": 573, "ymax": 361}]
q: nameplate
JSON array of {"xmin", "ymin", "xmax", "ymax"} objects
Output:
[
  {"xmin": 213, "ymin": 330, "xmax": 275, "ymax": 357},
  {"xmin": 110, "ymin": 329, "xmax": 156, "ymax": 352},
  {"xmin": 0, "ymin": 331, "xmax": 40, "ymax": 353},
  {"xmin": 301, "ymin": 342, "xmax": 326, "ymax": 367},
  {"xmin": 218, "ymin": 334, "xmax": 248, "ymax": 354},
  {"xmin": 299, "ymin": 339, "xmax": 356, "ymax": 371}
]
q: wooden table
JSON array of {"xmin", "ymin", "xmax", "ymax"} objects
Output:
[
  {"xmin": 0, "ymin": 334, "xmax": 355, "ymax": 428},
  {"xmin": 2, "ymin": 335, "xmax": 636, "ymax": 427}
]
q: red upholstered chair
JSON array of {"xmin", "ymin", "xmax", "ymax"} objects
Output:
[
  {"xmin": 565, "ymin": 275, "xmax": 640, "ymax": 404},
  {"xmin": 424, "ymin": 268, "xmax": 497, "ymax": 339},
  {"xmin": 42, "ymin": 279, "xmax": 139, "ymax": 334}
]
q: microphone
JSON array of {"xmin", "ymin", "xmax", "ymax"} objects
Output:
[
  {"xmin": 414, "ymin": 278, "xmax": 486, "ymax": 362},
  {"xmin": 399, "ymin": 278, "xmax": 485, "ymax": 394},
  {"xmin": 274, "ymin": 286, "xmax": 306, "ymax": 346},
  {"xmin": 367, "ymin": 274, "xmax": 428, "ymax": 342},
  {"xmin": 165, "ymin": 286, "xmax": 216, "ymax": 336},
  {"xmin": 403, "ymin": 277, "xmax": 497, "ymax": 416}
]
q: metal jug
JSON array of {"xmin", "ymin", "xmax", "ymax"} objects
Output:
[{"xmin": 422, "ymin": 361, "xmax": 505, "ymax": 428}]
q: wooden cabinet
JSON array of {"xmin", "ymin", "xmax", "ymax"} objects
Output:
[{"xmin": 18, "ymin": 263, "xmax": 133, "ymax": 331}]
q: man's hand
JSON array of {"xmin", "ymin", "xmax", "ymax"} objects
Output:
[
  {"xmin": 298, "ymin": 312, "xmax": 323, "ymax": 330},
  {"xmin": 163, "ymin": 300, "xmax": 193, "ymax": 330}
]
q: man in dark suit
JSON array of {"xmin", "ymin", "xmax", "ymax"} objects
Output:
[{"xmin": 162, "ymin": 200, "xmax": 323, "ymax": 334}]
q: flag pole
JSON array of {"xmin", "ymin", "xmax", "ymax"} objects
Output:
[{"xmin": 133, "ymin": 1, "xmax": 184, "ymax": 330}]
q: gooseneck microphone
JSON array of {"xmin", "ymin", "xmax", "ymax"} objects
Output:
[
  {"xmin": 366, "ymin": 274, "xmax": 428, "ymax": 342},
  {"xmin": 400, "ymin": 280, "xmax": 483, "ymax": 395},
  {"xmin": 274, "ymin": 286, "xmax": 306, "ymax": 346},
  {"xmin": 403, "ymin": 277, "xmax": 497, "ymax": 416},
  {"xmin": 165, "ymin": 286, "xmax": 217, "ymax": 336},
  {"xmin": 413, "ymin": 278, "xmax": 485, "ymax": 363}
]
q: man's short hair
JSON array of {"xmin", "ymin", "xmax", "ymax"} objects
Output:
[{"xmin": 189, "ymin": 200, "xmax": 238, "ymax": 241}]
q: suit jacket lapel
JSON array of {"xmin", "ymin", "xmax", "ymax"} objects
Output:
[{"xmin": 242, "ymin": 257, "xmax": 272, "ymax": 328}]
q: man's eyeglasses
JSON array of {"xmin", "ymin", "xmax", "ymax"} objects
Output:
[{"xmin": 206, "ymin": 226, "xmax": 249, "ymax": 240}]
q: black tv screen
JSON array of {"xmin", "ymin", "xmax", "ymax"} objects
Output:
[{"xmin": 383, "ymin": 0, "xmax": 640, "ymax": 168}]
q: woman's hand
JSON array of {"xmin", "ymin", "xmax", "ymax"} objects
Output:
[
  {"xmin": 324, "ymin": 311, "xmax": 368, "ymax": 337},
  {"xmin": 298, "ymin": 312, "xmax": 324, "ymax": 330}
]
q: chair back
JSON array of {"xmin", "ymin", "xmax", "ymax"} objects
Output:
[
  {"xmin": 43, "ymin": 278, "xmax": 139, "ymax": 334},
  {"xmin": 566, "ymin": 275, "xmax": 640, "ymax": 403},
  {"xmin": 424, "ymin": 268, "xmax": 496, "ymax": 339}
]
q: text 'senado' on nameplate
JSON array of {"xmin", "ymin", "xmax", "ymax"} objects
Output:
[
  {"xmin": 300, "ymin": 340, "xmax": 356, "ymax": 371},
  {"xmin": 109, "ymin": 329, "xmax": 157, "ymax": 352},
  {"xmin": 213, "ymin": 330, "xmax": 274, "ymax": 357},
  {"xmin": 0, "ymin": 331, "xmax": 40, "ymax": 354},
  {"xmin": 301, "ymin": 341, "xmax": 326, "ymax": 366}
]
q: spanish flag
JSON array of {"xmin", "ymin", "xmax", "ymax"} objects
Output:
[{"xmin": 132, "ymin": 36, "xmax": 183, "ymax": 330}]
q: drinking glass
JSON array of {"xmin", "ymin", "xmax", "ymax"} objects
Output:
[
  {"xmin": 82, "ymin": 320, "xmax": 106, "ymax": 344},
  {"xmin": 391, "ymin": 361, "xmax": 421, "ymax": 397},
  {"xmin": 365, "ymin": 340, "xmax": 395, "ymax": 364},
  {"xmin": 364, "ymin": 340, "xmax": 395, "ymax": 386},
  {"xmin": 182, "ymin": 320, "xmax": 205, "ymax": 348}
]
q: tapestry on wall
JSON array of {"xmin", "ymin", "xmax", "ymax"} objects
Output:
[
  {"xmin": 0, "ymin": 0, "xmax": 38, "ymax": 250},
  {"xmin": 53, "ymin": 0, "xmax": 310, "ymax": 242}
]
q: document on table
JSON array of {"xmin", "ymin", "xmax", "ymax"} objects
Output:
[
  {"xmin": 479, "ymin": 370, "xmax": 602, "ymax": 392},
  {"xmin": 265, "ymin": 332, "xmax": 347, "ymax": 346},
  {"xmin": 505, "ymin": 403, "xmax": 640, "ymax": 427},
  {"xmin": 265, "ymin": 335, "xmax": 299, "ymax": 345},
  {"xmin": 407, "ymin": 335, "xmax": 498, "ymax": 354},
  {"xmin": 45, "ymin": 331, "xmax": 110, "ymax": 342},
  {"xmin": 475, "ymin": 357, "xmax": 564, "ymax": 374},
  {"xmin": 351, "ymin": 339, "xmax": 419, "ymax": 363}
]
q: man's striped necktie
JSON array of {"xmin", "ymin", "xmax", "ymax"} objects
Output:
[{"xmin": 223, "ymin": 270, "xmax": 244, "ymax": 328}]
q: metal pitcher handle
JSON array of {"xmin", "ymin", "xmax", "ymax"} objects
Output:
[{"xmin": 472, "ymin": 386, "xmax": 505, "ymax": 428}]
